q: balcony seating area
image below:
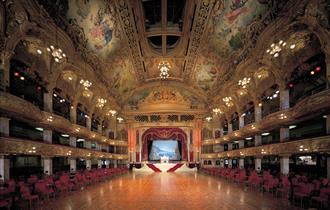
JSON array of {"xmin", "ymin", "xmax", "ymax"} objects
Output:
[
  {"xmin": 200, "ymin": 167, "xmax": 330, "ymax": 209},
  {"xmin": 0, "ymin": 168, "xmax": 128, "ymax": 209}
]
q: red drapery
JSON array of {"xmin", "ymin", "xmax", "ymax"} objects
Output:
[{"xmin": 142, "ymin": 128, "xmax": 187, "ymax": 161}]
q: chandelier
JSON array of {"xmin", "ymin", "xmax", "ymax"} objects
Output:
[
  {"xmin": 238, "ymin": 77, "xmax": 251, "ymax": 88},
  {"xmin": 80, "ymin": 79, "xmax": 92, "ymax": 90},
  {"xmin": 117, "ymin": 117, "xmax": 124, "ymax": 123},
  {"xmin": 108, "ymin": 110, "xmax": 117, "ymax": 116},
  {"xmin": 266, "ymin": 40, "xmax": 296, "ymax": 58},
  {"xmin": 205, "ymin": 116, "xmax": 212, "ymax": 122},
  {"xmin": 222, "ymin": 96, "xmax": 233, "ymax": 107},
  {"xmin": 47, "ymin": 45, "xmax": 66, "ymax": 63},
  {"xmin": 159, "ymin": 61, "xmax": 170, "ymax": 79},
  {"xmin": 212, "ymin": 108, "xmax": 222, "ymax": 115},
  {"xmin": 96, "ymin": 98, "xmax": 107, "ymax": 108}
]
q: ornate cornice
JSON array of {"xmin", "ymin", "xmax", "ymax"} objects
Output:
[
  {"xmin": 0, "ymin": 92, "xmax": 128, "ymax": 147},
  {"xmin": 201, "ymin": 135, "xmax": 330, "ymax": 159},
  {"xmin": 183, "ymin": 0, "xmax": 214, "ymax": 81},
  {"xmin": 115, "ymin": 0, "xmax": 144, "ymax": 82},
  {"xmin": 202, "ymin": 88, "xmax": 330, "ymax": 146},
  {"xmin": 0, "ymin": 137, "xmax": 128, "ymax": 160}
]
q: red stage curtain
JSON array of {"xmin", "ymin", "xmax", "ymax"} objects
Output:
[{"xmin": 142, "ymin": 128, "xmax": 188, "ymax": 161}]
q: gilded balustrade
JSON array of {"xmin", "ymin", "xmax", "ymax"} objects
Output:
[
  {"xmin": 202, "ymin": 89, "xmax": 330, "ymax": 146},
  {"xmin": 0, "ymin": 137, "xmax": 128, "ymax": 160},
  {"xmin": 0, "ymin": 92, "xmax": 128, "ymax": 147},
  {"xmin": 201, "ymin": 135, "xmax": 330, "ymax": 159}
]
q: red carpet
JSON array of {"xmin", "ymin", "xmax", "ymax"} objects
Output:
[
  {"xmin": 146, "ymin": 164, "xmax": 162, "ymax": 172},
  {"xmin": 167, "ymin": 163, "xmax": 183, "ymax": 172}
]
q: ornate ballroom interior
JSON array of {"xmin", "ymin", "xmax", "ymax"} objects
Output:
[{"xmin": 0, "ymin": 0, "xmax": 329, "ymax": 209}]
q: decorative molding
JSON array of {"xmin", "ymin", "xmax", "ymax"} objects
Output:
[
  {"xmin": 0, "ymin": 91, "xmax": 128, "ymax": 147},
  {"xmin": 0, "ymin": 137, "xmax": 128, "ymax": 160},
  {"xmin": 183, "ymin": 0, "xmax": 214, "ymax": 81},
  {"xmin": 202, "ymin": 88, "xmax": 330, "ymax": 146},
  {"xmin": 201, "ymin": 135, "xmax": 330, "ymax": 159},
  {"xmin": 115, "ymin": 0, "xmax": 144, "ymax": 81}
]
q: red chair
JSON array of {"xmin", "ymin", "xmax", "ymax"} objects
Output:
[
  {"xmin": 276, "ymin": 176, "xmax": 290, "ymax": 198},
  {"xmin": 35, "ymin": 181, "xmax": 55, "ymax": 199},
  {"xmin": 293, "ymin": 183, "xmax": 314, "ymax": 207},
  {"xmin": 311, "ymin": 187, "xmax": 330, "ymax": 209},
  {"xmin": 0, "ymin": 199, "xmax": 10, "ymax": 210},
  {"xmin": 20, "ymin": 185, "xmax": 39, "ymax": 209}
]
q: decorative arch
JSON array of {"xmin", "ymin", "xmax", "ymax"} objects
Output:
[{"xmin": 142, "ymin": 127, "xmax": 187, "ymax": 161}]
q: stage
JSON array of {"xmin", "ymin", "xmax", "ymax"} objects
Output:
[{"xmin": 133, "ymin": 162, "xmax": 197, "ymax": 173}]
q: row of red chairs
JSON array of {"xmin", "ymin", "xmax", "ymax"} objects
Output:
[
  {"xmin": 201, "ymin": 167, "xmax": 330, "ymax": 209},
  {"xmin": 0, "ymin": 167, "xmax": 128, "ymax": 209}
]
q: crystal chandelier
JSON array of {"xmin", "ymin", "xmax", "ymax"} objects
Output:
[
  {"xmin": 205, "ymin": 116, "xmax": 212, "ymax": 122},
  {"xmin": 47, "ymin": 45, "xmax": 66, "ymax": 63},
  {"xmin": 96, "ymin": 98, "xmax": 107, "ymax": 108},
  {"xmin": 222, "ymin": 96, "xmax": 233, "ymax": 107},
  {"xmin": 80, "ymin": 79, "xmax": 92, "ymax": 90},
  {"xmin": 108, "ymin": 110, "xmax": 117, "ymax": 116},
  {"xmin": 266, "ymin": 40, "xmax": 296, "ymax": 58},
  {"xmin": 212, "ymin": 108, "xmax": 222, "ymax": 115},
  {"xmin": 117, "ymin": 117, "xmax": 124, "ymax": 123},
  {"xmin": 238, "ymin": 77, "xmax": 251, "ymax": 88},
  {"xmin": 159, "ymin": 61, "xmax": 170, "ymax": 79}
]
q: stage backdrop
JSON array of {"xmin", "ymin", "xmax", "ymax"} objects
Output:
[{"xmin": 142, "ymin": 128, "xmax": 188, "ymax": 161}]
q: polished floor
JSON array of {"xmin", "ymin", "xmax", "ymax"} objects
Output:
[{"xmin": 38, "ymin": 172, "xmax": 301, "ymax": 210}]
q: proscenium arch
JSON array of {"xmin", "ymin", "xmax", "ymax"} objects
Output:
[{"xmin": 141, "ymin": 127, "xmax": 188, "ymax": 161}]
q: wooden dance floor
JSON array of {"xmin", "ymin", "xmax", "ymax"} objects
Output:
[{"xmin": 38, "ymin": 172, "xmax": 301, "ymax": 210}]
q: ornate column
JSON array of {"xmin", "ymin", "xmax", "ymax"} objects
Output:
[
  {"xmin": 239, "ymin": 158, "xmax": 244, "ymax": 169},
  {"xmin": 86, "ymin": 116, "xmax": 92, "ymax": 130},
  {"xmin": 227, "ymin": 143, "xmax": 232, "ymax": 151},
  {"xmin": 42, "ymin": 156, "xmax": 53, "ymax": 175},
  {"xmin": 193, "ymin": 118, "xmax": 202, "ymax": 163},
  {"xmin": 0, "ymin": 155, "xmax": 10, "ymax": 181},
  {"xmin": 0, "ymin": 117, "xmax": 10, "ymax": 136},
  {"xmin": 228, "ymin": 123, "xmax": 233, "ymax": 133},
  {"xmin": 127, "ymin": 122, "xmax": 135, "ymax": 163},
  {"xmin": 43, "ymin": 129, "xmax": 52, "ymax": 144},
  {"xmin": 239, "ymin": 115, "xmax": 244, "ymax": 129},
  {"xmin": 280, "ymin": 155, "xmax": 290, "ymax": 175},
  {"xmin": 69, "ymin": 136, "xmax": 76, "ymax": 147},
  {"xmin": 228, "ymin": 159, "xmax": 232, "ymax": 168},
  {"xmin": 255, "ymin": 157, "xmax": 262, "ymax": 172},
  {"xmin": 0, "ymin": 51, "xmax": 13, "ymax": 91},
  {"xmin": 97, "ymin": 124, "xmax": 103, "ymax": 134},
  {"xmin": 86, "ymin": 159, "xmax": 92, "ymax": 170},
  {"xmin": 254, "ymin": 103, "xmax": 262, "ymax": 123},
  {"xmin": 238, "ymin": 140, "xmax": 244, "ymax": 149},
  {"xmin": 85, "ymin": 140, "xmax": 91, "ymax": 149},
  {"xmin": 43, "ymin": 91, "xmax": 53, "ymax": 113},
  {"xmin": 255, "ymin": 135, "xmax": 262, "ymax": 146},
  {"xmin": 97, "ymin": 159, "xmax": 102, "ymax": 168},
  {"xmin": 280, "ymin": 86, "xmax": 290, "ymax": 142},
  {"xmin": 220, "ymin": 159, "xmax": 224, "ymax": 168},
  {"xmin": 326, "ymin": 115, "xmax": 330, "ymax": 135},
  {"xmin": 219, "ymin": 127, "xmax": 224, "ymax": 137},
  {"xmin": 70, "ymin": 105, "xmax": 77, "ymax": 124},
  {"xmin": 105, "ymin": 160, "xmax": 110, "ymax": 168},
  {"xmin": 69, "ymin": 158, "xmax": 76, "ymax": 172}
]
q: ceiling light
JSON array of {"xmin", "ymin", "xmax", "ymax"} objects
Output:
[
  {"xmin": 159, "ymin": 61, "xmax": 170, "ymax": 79},
  {"xmin": 212, "ymin": 108, "xmax": 222, "ymax": 115},
  {"xmin": 35, "ymin": 127, "xmax": 44, "ymax": 131},
  {"xmin": 37, "ymin": 49, "xmax": 42, "ymax": 54},
  {"xmin": 61, "ymin": 134, "xmax": 69, "ymax": 138},
  {"xmin": 108, "ymin": 110, "xmax": 117, "ymax": 116},
  {"xmin": 266, "ymin": 40, "xmax": 296, "ymax": 58},
  {"xmin": 20, "ymin": 76, "xmax": 25, "ymax": 80},
  {"xmin": 238, "ymin": 77, "xmax": 251, "ymax": 89},
  {"xmin": 47, "ymin": 45, "xmax": 66, "ymax": 63},
  {"xmin": 261, "ymin": 132, "xmax": 270, "ymax": 136},
  {"xmin": 80, "ymin": 79, "xmax": 92, "ymax": 90},
  {"xmin": 289, "ymin": 125, "xmax": 297, "ymax": 129},
  {"xmin": 323, "ymin": 115, "xmax": 327, "ymax": 118},
  {"xmin": 96, "ymin": 98, "xmax": 107, "ymax": 108},
  {"xmin": 205, "ymin": 117, "xmax": 212, "ymax": 122},
  {"xmin": 257, "ymin": 74, "xmax": 262, "ymax": 78},
  {"xmin": 77, "ymin": 138, "xmax": 85, "ymax": 142},
  {"xmin": 117, "ymin": 117, "xmax": 124, "ymax": 123},
  {"xmin": 258, "ymin": 103, "xmax": 262, "ymax": 107},
  {"xmin": 245, "ymin": 137, "xmax": 253, "ymax": 140},
  {"xmin": 222, "ymin": 97, "xmax": 233, "ymax": 107}
]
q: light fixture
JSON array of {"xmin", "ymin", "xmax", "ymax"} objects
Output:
[
  {"xmin": 35, "ymin": 127, "xmax": 44, "ymax": 132},
  {"xmin": 96, "ymin": 98, "xmax": 107, "ymax": 108},
  {"xmin": 108, "ymin": 110, "xmax": 117, "ymax": 116},
  {"xmin": 238, "ymin": 77, "xmax": 251, "ymax": 89},
  {"xmin": 245, "ymin": 137, "xmax": 253, "ymax": 140},
  {"xmin": 212, "ymin": 108, "xmax": 222, "ymax": 115},
  {"xmin": 279, "ymin": 113, "xmax": 287, "ymax": 119},
  {"xmin": 158, "ymin": 61, "xmax": 170, "ymax": 79},
  {"xmin": 77, "ymin": 138, "xmax": 85, "ymax": 142},
  {"xmin": 222, "ymin": 97, "xmax": 233, "ymax": 107},
  {"xmin": 205, "ymin": 116, "xmax": 212, "ymax": 122},
  {"xmin": 47, "ymin": 45, "xmax": 66, "ymax": 63},
  {"xmin": 36, "ymin": 49, "xmax": 42, "ymax": 54},
  {"xmin": 323, "ymin": 115, "xmax": 327, "ymax": 118},
  {"xmin": 47, "ymin": 116, "xmax": 53, "ymax": 122},
  {"xmin": 117, "ymin": 117, "xmax": 124, "ymax": 123},
  {"xmin": 261, "ymin": 132, "xmax": 270, "ymax": 136},
  {"xmin": 80, "ymin": 79, "xmax": 92, "ymax": 90},
  {"xmin": 20, "ymin": 76, "xmax": 25, "ymax": 80},
  {"xmin": 61, "ymin": 134, "xmax": 69, "ymax": 138},
  {"xmin": 289, "ymin": 125, "xmax": 297, "ymax": 129},
  {"xmin": 258, "ymin": 103, "xmax": 262, "ymax": 107}
]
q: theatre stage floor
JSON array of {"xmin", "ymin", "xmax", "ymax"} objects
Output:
[{"xmin": 38, "ymin": 172, "xmax": 301, "ymax": 210}]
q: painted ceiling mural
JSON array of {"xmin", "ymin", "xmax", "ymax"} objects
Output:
[{"xmin": 208, "ymin": 0, "xmax": 268, "ymax": 58}]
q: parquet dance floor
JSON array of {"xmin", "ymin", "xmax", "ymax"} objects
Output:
[{"xmin": 38, "ymin": 172, "xmax": 301, "ymax": 210}]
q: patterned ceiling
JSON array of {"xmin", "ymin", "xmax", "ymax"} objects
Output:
[{"xmin": 39, "ymin": 0, "xmax": 277, "ymax": 105}]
